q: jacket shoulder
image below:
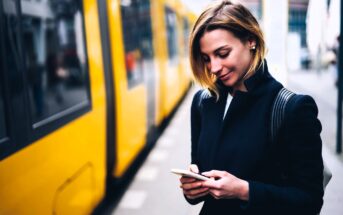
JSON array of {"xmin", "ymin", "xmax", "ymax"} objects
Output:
[
  {"xmin": 286, "ymin": 94, "xmax": 319, "ymax": 117},
  {"xmin": 192, "ymin": 89, "xmax": 212, "ymax": 109}
]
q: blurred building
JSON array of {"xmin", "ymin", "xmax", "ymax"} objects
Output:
[
  {"xmin": 239, "ymin": 0, "xmax": 262, "ymax": 20},
  {"xmin": 289, "ymin": 0, "xmax": 309, "ymax": 48},
  {"xmin": 306, "ymin": 0, "xmax": 340, "ymax": 70}
]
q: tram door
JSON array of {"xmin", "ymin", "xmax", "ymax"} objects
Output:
[{"xmin": 106, "ymin": 0, "xmax": 154, "ymax": 177}]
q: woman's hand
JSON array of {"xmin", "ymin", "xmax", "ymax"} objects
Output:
[
  {"xmin": 179, "ymin": 164, "xmax": 209, "ymax": 199},
  {"xmin": 201, "ymin": 170, "xmax": 249, "ymax": 201}
]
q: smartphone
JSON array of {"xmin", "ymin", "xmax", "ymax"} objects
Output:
[{"xmin": 171, "ymin": 168, "xmax": 210, "ymax": 181}]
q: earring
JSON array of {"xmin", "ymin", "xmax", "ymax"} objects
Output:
[{"xmin": 251, "ymin": 46, "xmax": 256, "ymax": 50}]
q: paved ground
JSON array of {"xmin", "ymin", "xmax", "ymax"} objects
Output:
[
  {"xmin": 111, "ymin": 86, "xmax": 202, "ymax": 215},
  {"xmin": 108, "ymin": 69, "xmax": 343, "ymax": 215}
]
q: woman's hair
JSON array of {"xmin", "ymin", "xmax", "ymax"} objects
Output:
[{"xmin": 189, "ymin": 0, "xmax": 266, "ymax": 98}]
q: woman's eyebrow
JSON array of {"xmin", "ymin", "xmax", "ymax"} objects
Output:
[
  {"xmin": 214, "ymin": 45, "xmax": 231, "ymax": 53},
  {"xmin": 201, "ymin": 45, "xmax": 231, "ymax": 56}
]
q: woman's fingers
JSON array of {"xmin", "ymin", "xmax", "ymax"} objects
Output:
[
  {"xmin": 180, "ymin": 174, "xmax": 209, "ymax": 199},
  {"xmin": 201, "ymin": 170, "xmax": 228, "ymax": 189},
  {"xmin": 189, "ymin": 164, "xmax": 199, "ymax": 173},
  {"xmin": 202, "ymin": 170, "xmax": 227, "ymax": 178},
  {"xmin": 198, "ymin": 170, "xmax": 248, "ymax": 200},
  {"xmin": 184, "ymin": 187, "xmax": 209, "ymax": 199},
  {"xmin": 180, "ymin": 181, "xmax": 203, "ymax": 190},
  {"xmin": 179, "ymin": 176, "xmax": 196, "ymax": 184},
  {"xmin": 209, "ymin": 189, "xmax": 224, "ymax": 199},
  {"xmin": 201, "ymin": 178, "xmax": 220, "ymax": 189}
]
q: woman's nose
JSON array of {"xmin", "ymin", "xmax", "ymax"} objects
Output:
[{"xmin": 210, "ymin": 59, "xmax": 222, "ymax": 74}]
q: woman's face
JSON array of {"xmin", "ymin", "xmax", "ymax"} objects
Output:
[{"xmin": 199, "ymin": 29, "xmax": 255, "ymax": 91}]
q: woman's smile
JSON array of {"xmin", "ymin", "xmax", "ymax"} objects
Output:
[{"xmin": 218, "ymin": 71, "xmax": 233, "ymax": 81}]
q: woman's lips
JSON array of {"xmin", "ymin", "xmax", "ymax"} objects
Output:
[{"xmin": 219, "ymin": 71, "xmax": 232, "ymax": 81}]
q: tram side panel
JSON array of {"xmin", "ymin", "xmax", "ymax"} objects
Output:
[
  {"xmin": 177, "ymin": 6, "xmax": 190, "ymax": 100},
  {"xmin": 163, "ymin": 5, "xmax": 182, "ymax": 118},
  {"xmin": 0, "ymin": 0, "xmax": 107, "ymax": 214},
  {"xmin": 179, "ymin": 9, "xmax": 193, "ymax": 95},
  {"xmin": 153, "ymin": 0, "xmax": 183, "ymax": 121},
  {"xmin": 0, "ymin": 0, "xmax": 195, "ymax": 214},
  {"xmin": 107, "ymin": 0, "xmax": 148, "ymax": 178},
  {"xmin": 105, "ymin": 0, "xmax": 193, "ymax": 179},
  {"xmin": 151, "ymin": 0, "xmax": 168, "ymax": 126},
  {"xmin": 163, "ymin": 0, "xmax": 193, "ymax": 118}
]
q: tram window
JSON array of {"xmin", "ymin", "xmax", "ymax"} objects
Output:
[
  {"xmin": 183, "ymin": 18, "xmax": 190, "ymax": 57},
  {"xmin": 165, "ymin": 7, "xmax": 179, "ymax": 65},
  {"xmin": 120, "ymin": 0, "xmax": 154, "ymax": 89},
  {"xmin": 0, "ymin": 87, "xmax": 6, "ymax": 140},
  {"xmin": 20, "ymin": 0, "xmax": 90, "ymax": 126},
  {"xmin": 1, "ymin": 0, "xmax": 20, "ymax": 140},
  {"xmin": 138, "ymin": 0, "xmax": 154, "ymax": 60},
  {"xmin": 2, "ymin": 0, "xmax": 21, "ymax": 83}
]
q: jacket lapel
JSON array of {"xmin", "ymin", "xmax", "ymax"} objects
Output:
[{"xmin": 221, "ymin": 92, "xmax": 252, "ymax": 131}]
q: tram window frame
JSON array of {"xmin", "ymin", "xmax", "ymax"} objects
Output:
[
  {"xmin": 183, "ymin": 18, "xmax": 190, "ymax": 57},
  {"xmin": 0, "ymin": 0, "xmax": 92, "ymax": 160},
  {"xmin": 18, "ymin": 0, "xmax": 92, "ymax": 141},
  {"xmin": 0, "ymin": 3, "xmax": 7, "ymax": 143},
  {"xmin": 0, "ymin": 0, "xmax": 24, "ymax": 160},
  {"xmin": 164, "ymin": 6, "xmax": 179, "ymax": 66},
  {"xmin": 0, "ymin": 54, "xmax": 8, "ymax": 144},
  {"xmin": 0, "ymin": 54, "xmax": 12, "ymax": 157},
  {"xmin": 0, "ymin": 30, "xmax": 8, "ymax": 145}
]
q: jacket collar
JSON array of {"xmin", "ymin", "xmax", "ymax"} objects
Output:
[
  {"xmin": 216, "ymin": 59, "xmax": 271, "ymax": 96},
  {"xmin": 244, "ymin": 60, "xmax": 271, "ymax": 92}
]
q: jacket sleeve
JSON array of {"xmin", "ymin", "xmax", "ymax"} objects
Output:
[
  {"xmin": 184, "ymin": 90, "xmax": 209, "ymax": 205},
  {"xmin": 244, "ymin": 95, "xmax": 324, "ymax": 214},
  {"xmin": 190, "ymin": 90, "xmax": 203, "ymax": 165}
]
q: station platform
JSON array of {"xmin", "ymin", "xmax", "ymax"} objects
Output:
[{"xmin": 108, "ymin": 69, "xmax": 343, "ymax": 215}]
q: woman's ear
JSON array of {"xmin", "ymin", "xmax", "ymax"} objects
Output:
[
  {"xmin": 248, "ymin": 38, "xmax": 256, "ymax": 49},
  {"xmin": 244, "ymin": 36, "xmax": 256, "ymax": 51}
]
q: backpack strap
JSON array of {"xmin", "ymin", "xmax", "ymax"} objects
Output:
[
  {"xmin": 271, "ymin": 88, "xmax": 332, "ymax": 190},
  {"xmin": 270, "ymin": 88, "xmax": 295, "ymax": 143}
]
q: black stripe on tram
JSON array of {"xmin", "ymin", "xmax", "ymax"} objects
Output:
[{"xmin": 97, "ymin": 0, "xmax": 116, "ymax": 192}]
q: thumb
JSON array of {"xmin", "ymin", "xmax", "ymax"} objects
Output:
[
  {"xmin": 189, "ymin": 164, "xmax": 199, "ymax": 173},
  {"xmin": 202, "ymin": 170, "xmax": 226, "ymax": 178}
]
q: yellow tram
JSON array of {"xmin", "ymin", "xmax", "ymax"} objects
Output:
[{"xmin": 0, "ymin": 0, "xmax": 195, "ymax": 214}]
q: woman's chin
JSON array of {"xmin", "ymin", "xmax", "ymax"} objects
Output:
[{"xmin": 221, "ymin": 79, "xmax": 235, "ymax": 87}]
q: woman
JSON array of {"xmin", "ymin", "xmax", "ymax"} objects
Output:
[{"xmin": 180, "ymin": 1, "xmax": 324, "ymax": 214}]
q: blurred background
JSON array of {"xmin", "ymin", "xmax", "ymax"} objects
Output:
[{"xmin": 0, "ymin": 0, "xmax": 342, "ymax": 214}]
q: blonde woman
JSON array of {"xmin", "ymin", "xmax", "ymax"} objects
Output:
[{"xmin": 179, "ymin": 1, "xmax": 324, "ymax": 214}]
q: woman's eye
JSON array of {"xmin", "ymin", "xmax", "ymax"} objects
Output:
[{"xmin": 218, "ymin": 52, "xmax": 229, "ymax": 58}]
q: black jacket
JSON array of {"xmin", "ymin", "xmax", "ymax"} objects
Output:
[{"xmin": 188, "ymin": 61, "xmax": 324, "ymax": 215}]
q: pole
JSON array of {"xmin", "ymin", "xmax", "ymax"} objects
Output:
[{"xmin": 336, "ymin": 0, "xmax": 343, "ymax": 153}]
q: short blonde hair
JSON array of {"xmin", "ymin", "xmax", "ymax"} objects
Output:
[{"xmin": 189, "ymin": 0, "xmax": 266, "ymax": 99}]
